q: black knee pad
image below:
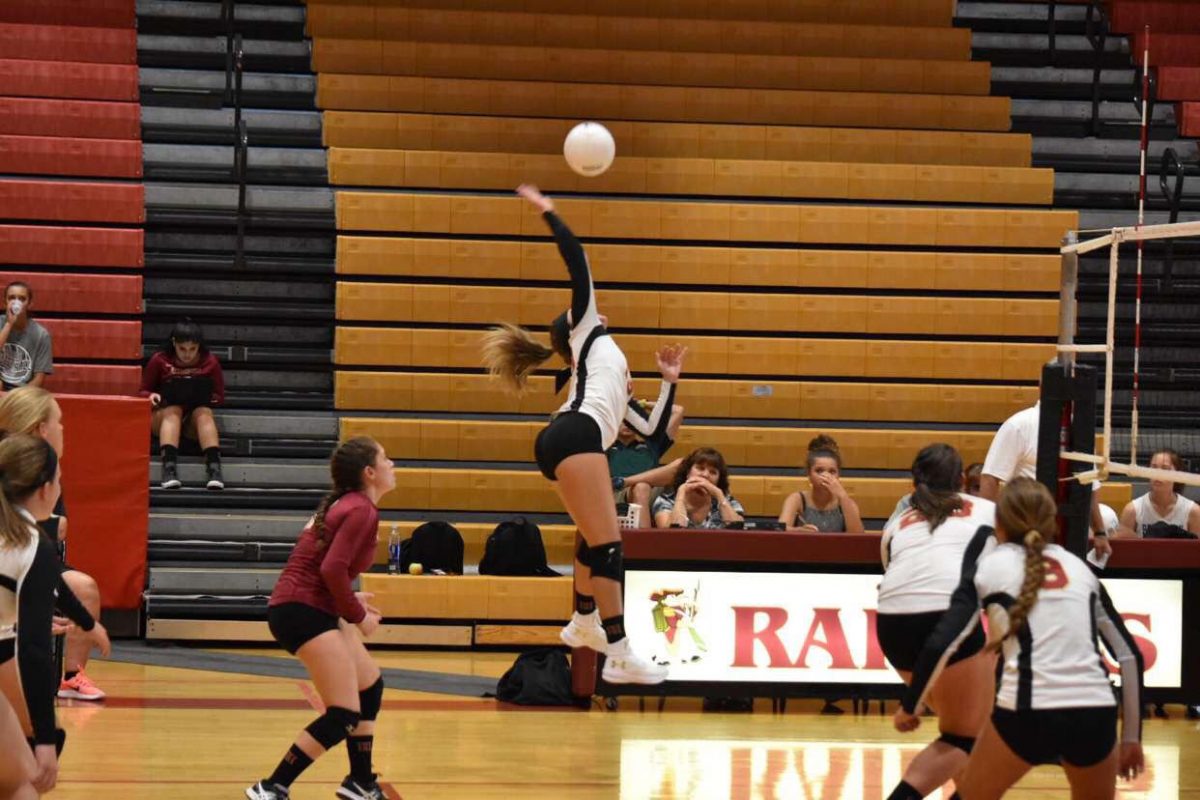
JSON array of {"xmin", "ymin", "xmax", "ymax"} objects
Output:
[
  {"xmin": 938, "ymin": 732, "xmax": 975, "ymax": 754},
  {"xmin": 575, "ymin": 538, "xmax": 591, "ymax": 567},
  {"xmin": 305, "ymin": 705, "xmax": 361, "ymax": 749},
  {"xmin": 359, "ymin": 677, "xmax": 384, "ymax": 721},
  {"xmin": 588, "ymin": 541, "xmax": 623, "ymax": 582}
]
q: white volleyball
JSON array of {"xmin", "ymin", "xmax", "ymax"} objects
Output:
[{"xmin": 563, "ymin": 122, "xmax": 615, "ymax": 177}]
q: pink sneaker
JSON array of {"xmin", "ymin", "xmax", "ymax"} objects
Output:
[{"xmin": 58, "ymin": 670, "xmax": 106, "ymax": 701}]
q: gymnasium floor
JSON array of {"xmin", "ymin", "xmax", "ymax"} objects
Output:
[{"xmin": 52, "ymin": 649, "xmax": 1199, "ymax": 799}]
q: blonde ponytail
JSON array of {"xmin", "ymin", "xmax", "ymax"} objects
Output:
[
  {"xmin": 480, "ymin": 323, "xmax": 556, "ymax": 394},
  {"xmin": 991, "ymin": 477, "xmax": 1059, "ymax": 651},
  {"xmin": 0, "ymin": 434, "xmax": 56, "ymax": 549}
]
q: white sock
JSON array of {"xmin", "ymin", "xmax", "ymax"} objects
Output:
[{"xmin": 572, "ymin": 609, "xmax": 600, "ymax": 626}]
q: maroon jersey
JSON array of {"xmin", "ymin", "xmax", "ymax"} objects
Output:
[
  {"xmin": 139, "ymin": 350, "xmax": 226, "ymax": 406},
  {"xmin": 269, "ymin": 492, "xmax": 379, "ymax": 623}
]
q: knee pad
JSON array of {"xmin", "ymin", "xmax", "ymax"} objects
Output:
[
  {"xmin": 305, "ymin": 705, "xmax": 361, "ymax": 749},
  {"xmin": 938, "ymin": 732, "xmax": 975, "ymax": 754},
  {"xmin": 575, "ymin": 538, "xmax": 592, "ymax": 567},
  {"xmin": 359, "ymin": 677, "xmax": 384, "ymax": 722},
  {"xmin": 588, "ymin": 541, "xmax": 623, "ymax": 582}
]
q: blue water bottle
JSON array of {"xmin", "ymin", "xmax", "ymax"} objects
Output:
[{"xmin": 387, "ymin": 524, "xmax": 401, "ymax": 574}]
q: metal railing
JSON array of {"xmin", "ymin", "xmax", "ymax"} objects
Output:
[
  {"xmin": 1159, "ymin": 148, "xmax": 1186, "ymax": 286},
  {"xmin": 221, "ymin": 0, "xmax": 249, "ymax": 268}
]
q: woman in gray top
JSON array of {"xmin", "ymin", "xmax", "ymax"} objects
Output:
[{"xmin": 778, "ymin": 434, "xmax": 864, "ymax": 533}]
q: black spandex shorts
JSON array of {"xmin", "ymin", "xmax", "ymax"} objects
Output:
[
  {"xmin": 991, "ymin": 706, "xmax": 1117, "ymax": 767},
  {"xmin": 267, "ymin": 602, "xmax": 340, "ymax": 655},
  {"xmin": 534, "ymin": 412, "xmax": 604, "ymax": 481},
  {"xmin": 876, "ymin": 610, "xmax": 986, "ymax": 672}
]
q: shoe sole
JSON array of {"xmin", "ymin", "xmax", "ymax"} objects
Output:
[
  {"xmin": 335, "ymin": 787, "xmax": 379, "ymax": 800},
  {"xmin": 559, "ymin": 626, "xmax": 606, "ymax": 653},
  {"xmin": 57, "ymin": 689, "xmax": 105, "ymax": 700},
  {"xmin": 206, "ymin": 481, "xmax": 224, "ymax": 490},
  {"xmin": 601, "ymin": 666, "xmax": 669, "ymax": 685},
  {"xmin": 161, "ymin": 480, "xmax": 181, "ymax": 489}
]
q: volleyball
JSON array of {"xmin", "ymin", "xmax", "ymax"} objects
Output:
[{"xmin": 563, "ymin": 122, "xmax": 615, "ymax": 177}]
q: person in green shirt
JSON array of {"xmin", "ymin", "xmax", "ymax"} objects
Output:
[{"xmin": 608, "ymin": 401, "xmax": 685, "ymax": 513}]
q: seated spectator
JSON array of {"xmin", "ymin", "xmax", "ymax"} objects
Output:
[
  {"xmin": 1118, "ymin": 448, "xmax": 1200, "ymax": 538},
  {"xmin": 0, "ymin": 386, "xmax": 111, "ymax": 700},
  {"xmin": 778, "ymin": 435, "xmax": 864, "ymax": 533},
  {"xmin": 140, "ymin": 320, "xmax": 226, "ymax": 491},
  {"xmin": 0, "ymin": 281, "xmax": 53, "ymax": 390},
  {"xmin": 652, "ymin": 448, "xmax": 745, "ymax": 529},
  {"xmin": 609, "ymin": 401, "xmax": 685, "ymax": 510},
  {"xmin": 963, "ymin": 462, "xmax": 983, "ymax": 496}
]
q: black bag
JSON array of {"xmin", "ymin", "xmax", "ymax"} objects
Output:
[
  {"xmin": 478, "ymin": 517, "xmax": 560, "ymax": 576},
  {"xmin": 401, "ymin": 521, "xmax": 464, "ymax": 574},
  {"xmin": 1144, "ymin": 520, "xmax": 1198, "ymax": 540},
  {"xmin": 495, "ymin": 649, "xmax": 575, "ymax": 706}
]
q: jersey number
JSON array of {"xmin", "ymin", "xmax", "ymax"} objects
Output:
[
  {"xmin": 1042, "ymin": 556, "xmax": 1069, "ymax": 590},
  {"xmin": 898, "ymin": 499, "xmax": 974, "ymax": 530}
]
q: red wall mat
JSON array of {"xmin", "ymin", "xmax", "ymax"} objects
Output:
[
  {"xmin": 0, "ymin": 97, "xmax": 140, "ymax": 140},
  {"xmin": 58, "ymin": 394, "xmax": 149, "ymax": 611},
  {"xmin": 36, "ymin": 319, "xmax": 142, "ymax": 361},
  {"xmin": 0, "ymin": 135, "xmax": 141, "ymax": 178},
  {"xmin": 0, "ymin": 272, "xmax": 142, "ymax": 314},
  {"xmin": 0, "ymin": 0, "xmax": 136, "ymax": 30},
  {"xmin": 42, "ymin": 363, "xmax": 141, "ymax": 395},
  {"xmin": 1158, "ymin": 66, "xmax": 1200, "ymax": 101},
  {"xmin": 1111, "ymin": 1, "xmax": 1200, "ymax": 34},
  {"xmin": 1181, "ymin": 102, "xmax": 1200, "ymax": 138},
  {"xmin": 1132, "ymin": 32, "xmax": 1200, "ymax": 67},
  {"xmin": 0, "ymin": 23, "xmax": 136, "ymax": 64},
  {"xmin": 0, "ymin": 59, "xmax": 138, "ymax": 102},
  {"xmin": 0, "ymin": 225, "xmax": 143, "ymax": 267},
  {"xmin": 0, "ymin": 180, "xmax": 144, "ymax": 224}
]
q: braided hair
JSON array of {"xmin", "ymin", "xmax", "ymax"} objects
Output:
[{"xmin": 991, "ymin": 477, "xmax": 1059, "ymax": 651}]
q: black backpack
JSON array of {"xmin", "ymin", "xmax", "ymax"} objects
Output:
[
  {"xmin": 478, "ymin": 517, "xmax": 560, "ymax": 577},
  {"xmin": 400, "ymin": 521, "xmax": 464, "ymax": 574},
  {"xmin": 495, "ymin": 649, "xmax": 576, "ymax": 706}
]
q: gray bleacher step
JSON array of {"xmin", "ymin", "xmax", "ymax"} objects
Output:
[
  {"xmin": 143, "ymin": 143, "xmax": 327, "ymax": 184},
  {"xmin": 151, "ymin": 512, "xmax": 309, "ymax": 542},
  {"xmin": 1055, "ymin": 173, "xmax": 1200, "ymax": 210},
  {"xmin": 145, "ymin": 275, "xmax": 332, "ymax": 302},
  {"xmin": 144, "ymin": 182, "xmax": 335, "ymax": 228},
  {"xmin": 144, "ymin": 321, "xmax": 332, "ymax": 349},
  {"xmin": 140, "ymin": 67, "xmax": 314, "ymax": 110},
  {"xmin": 956, "ymin": 1, "xmax": 1090, "ymax": 32},
  {"xmin": 139, "ymin": 34, "xmax": 311, "ymax": 73},
  {"xmin": 137, "ymin": 0, "xmax": 305, "ymax": 38},
  {"xmin": 147, "ymin": 566, "xmax": 282, "ymax": 593},
  {"xmin": 973, "ymin": 32, "xmax": 1126, "ymax": 56},
  {"xmin": 992, "ymin": 67, "xmax": 1136, "ymax": 101},
  {"xmin": 1012, "ymin": 99, "xmax": 1175, "ymax": 126},
  {"xmin": 150, "ymin": 486, "xmax": 326, "ymax": 511},
  {"xmin": 222, "ymin": 369, "xmax": 332, "ymax": 392},
  {"xmin": 211, "ymin": 409, "xmax": 339, "ymax": 440},
  {"xmin": 1035, "ymin": 137, "xmax": 1200, "ymax": 171},
  {"xmin": 1078, "ymin": 209, "xmax": 1199, "ymax": 231},
  {"xmin": 146, "ymin": 230, "xmax": 334, "ymax": 257},
  {"xmin": 151, "ymin": 458, "xmax": 329, "ymax": 488},
  {"xmin": 144, "ymin": 299, "xmax": 333, "ymax": 326},
  {"xmin": 148, "ymin": 540, "xmax": 294, "ymax": 563},
  {"xmin": 141, "ymin": 107, "xmax": 322, "ymax": 147}
]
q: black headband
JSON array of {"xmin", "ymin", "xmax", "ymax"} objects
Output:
[{"xmin": 0, "ymin": 438, "xmax": 57, "ymax": 494}]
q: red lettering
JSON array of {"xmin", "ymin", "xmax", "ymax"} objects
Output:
[
  {"xmin": 1105, "ymin": 613, "xmax": 1158, "ymax": 674},
  {"xmin": 900, "ymin": 499, "xmax": 974, "ymax": 530},
  {"xmin": 863, "ymin": 609, "xmax": 887, "ymax": 670},
  {"xmin": 732, "ymin": 606, "xmax": 792, "ymax": 667},
  {"xmin": 794, "ymin": 608, "xmax": 856, "ymax": 669},
  {"xmin": 1042, "ymin": 556, "xmax": 1069, "ymax": 590}
]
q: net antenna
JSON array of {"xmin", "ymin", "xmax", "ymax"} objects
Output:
[{"xmin": 1058, "ymin": 219, "xmax": 1200, "ymax": 488}]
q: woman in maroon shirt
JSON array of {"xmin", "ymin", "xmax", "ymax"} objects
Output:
[
  {"xmin": 246, "ymin": 436, "xmax": 395, "ymax": 800},
  {"xmin": 139, "ymin": 319, "xmax": 227, "ymax": 491}
]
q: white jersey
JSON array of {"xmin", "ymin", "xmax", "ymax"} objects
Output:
[
  {"xmin": 0, "ymin": 519, "xmax": 38, "ymax": 641},
  {"xmin": 877, "ymin": 494, "xmax": 996, "ymax": 614},
  {"xmin": 902, "ymin": 542, "xmax": 1143, "ymax": 745},
  {"xmin": 546, "ymin": 211, "xmax": 674, "ymax": 448},
  {"xmin": 1130, "ymin": 492, "xmax": 1197, "ymax": 538}
]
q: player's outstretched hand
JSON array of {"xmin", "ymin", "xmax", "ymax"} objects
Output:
[
  {"xmin": 892, "ymin": 707, "xmax": 921, "ymax": 733},
  {"xmin": 516, "ymin": 184, "xmax": 554, "ymax": 214},
  {"xmin": 656, "ymin": 344, "xmax": 688, "ymax": 383},
  {"xmin": 1119, "ymin": 742, "xmax": 1144, "ymax": 780}
]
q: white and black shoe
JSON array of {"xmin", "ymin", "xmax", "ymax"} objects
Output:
[
  {"xmin": 337, "ymin": 775, "xmax": 386, "ymax": 800},
  {"xmin": 205, "ymin": 461, "xmax": 225, "ymax": 490},
  {"xmin": 160, "ymin": 461, "xmax": 182, "ymax": 489},
  {"xmin": 245, "ymin": 781, "xmax": 289, "ymax": 800},
  {"xmin": 602, "ymin": 639, "xmax": 669, "ymax": 685},
  {"xmin": 559, "ymin": 612, "xmax": 607, "ymax": 653}
]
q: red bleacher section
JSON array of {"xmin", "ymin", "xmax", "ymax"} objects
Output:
[
  {"xmin": 0, "ymin": 0, "xmax": 143, "ymax": 395},
  {"xmin": 1110, "ymin": 1, "xmax": 1200, "ymax": 138}
]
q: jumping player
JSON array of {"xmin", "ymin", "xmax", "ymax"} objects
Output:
[
  {"xmin": 896, "ymin": 478, "xmax": 1145, "ymax": 799},
  {"xmin": 482, "ymin": 184, "xmax": 685, "ymax": 684},
  {"xmin": 246, "ymin": 437, "xmax": 395, "ymax": 800},
  {"xmin": 877, "ymin": 444, "xmax": 996, "ymax": 799}
]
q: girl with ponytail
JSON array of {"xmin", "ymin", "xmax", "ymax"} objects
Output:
[
  {"xmin": 248, "ymin": 436, "xmax": 396, "ymax": 800},
  {"xmin": 876, "ymin": 444, "xmax": 997, "ymax": 799},
  {"xmin": 899, "ymin": 478, "xmax": 1146, "ymax": 797},
  {"xmin": 0, "ymin": 434, "xmax": 69, "ymax": 794},
  {"xmin": 482, "ymin": 184, "xmax": 686, "ymax": 685}
]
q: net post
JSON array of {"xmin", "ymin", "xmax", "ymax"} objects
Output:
[
  {"xmin": 1038, "ymin": 361, "xmax": 1098, "ymax": 559},
  {"xmin": 1058, "ymin": 230, "xmax": 1080, "ymax": 370}
]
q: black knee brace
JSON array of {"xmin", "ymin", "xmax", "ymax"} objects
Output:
[
  {"xmin": 588, "ymin": 541, "xmax": 623, "ymax": 582},
  {"xmin": 938, "ymin": 732, "xmax": 975, "ymax": 754},
  {"xmin": 359, "ymin": 677, "xmax": 384, "ymax": 722},
  {"xmin": 575, "ymin": 538, "xmax": 592, "ymax": 567},
  {"xmin": 305, "ymin": 705, "xmax": 361, "ymax": 749}
]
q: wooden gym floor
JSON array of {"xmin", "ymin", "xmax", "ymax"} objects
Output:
[{"xmin": 50, "ymin": 650, "xmax": 1199, "ymax": 799}]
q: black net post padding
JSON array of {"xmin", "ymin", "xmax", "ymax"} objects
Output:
[{"xmin": 1038, "ymin": 362, "xmax": 1098, "ymax": 558}]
